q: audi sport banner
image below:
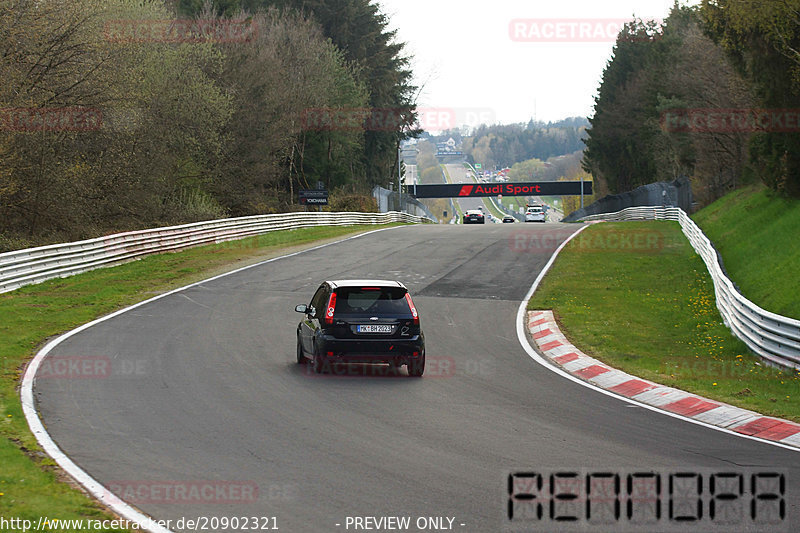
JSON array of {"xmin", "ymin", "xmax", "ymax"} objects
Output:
[{"xmin": 406, "ymin": 181, "xmax": 592, "ymax": 198}]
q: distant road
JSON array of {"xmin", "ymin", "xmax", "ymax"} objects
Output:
[{"xmin": 445, "ymin": 163, "xmax": 496, "ymax": 221}]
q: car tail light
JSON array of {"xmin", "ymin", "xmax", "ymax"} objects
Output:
[
  {"xmin": 324, "ymin": 292, "xmax": 337, "ymax": 325},
  {"xmin": 405, "ymin": 293, "xmax": 419, "ymax": 325}
]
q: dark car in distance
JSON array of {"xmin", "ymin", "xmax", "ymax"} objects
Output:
[
  {"xmin": 295, "ymin": 280, "xmax": 425, "ymax": 376},
  {"xmin": 463, "ymin": 209, "xmax": 485, "ymax": 224},
  {"xmin": 502, "ymin": 215, "xmax": 515, "ymax": 223}
]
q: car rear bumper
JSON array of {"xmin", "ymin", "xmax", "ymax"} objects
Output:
[{"xmin": 316, "ymin": 335, "xmax": 424, "ymax": 363}]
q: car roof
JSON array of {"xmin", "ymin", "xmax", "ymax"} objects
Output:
[
  {"xmin": 465, "ymin": 209, "xmax": 483, "ymax": 214},
  {"xmin": 327, "ymin": 279, "xmax": 407, "ymax": 289}
]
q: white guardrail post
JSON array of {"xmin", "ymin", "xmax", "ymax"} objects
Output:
[
  {"xmin": 578, "ymin": 206, "xmax": 800, "ymax": 370},
  {"xmin": 0, "ymin": 211, "xmax": 431, "ymax": 294}
]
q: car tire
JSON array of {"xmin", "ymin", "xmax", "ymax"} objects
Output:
[
  {"xmin": 407, "ymin": 352, "xmax": 425, "ymax": 377},
  {"xmin": 296, "ymin": 336, "xmax": 307, "ymax": 364}
]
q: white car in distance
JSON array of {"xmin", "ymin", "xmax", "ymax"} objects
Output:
[{"xmin": 525, "ymin": 205, "xmax": 546, "ymax": 223}]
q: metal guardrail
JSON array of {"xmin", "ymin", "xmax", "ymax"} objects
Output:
[
  {"xmin": 0, "ymin": 211, "xmax": 430, "ymax": 294},
  {"xmin": 579, "ymin": 206, "xmax": 800, "ymax": 370}
]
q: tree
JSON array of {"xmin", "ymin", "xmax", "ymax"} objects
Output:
[
  {"xmin": 211, "ymin": 8, "xmax": 367, "ymax": 214},
  {"xmin": 582, "ymin": 4, "xmax": 757, "ymax": 205},
  {"xmin": 582, "ymin": 17, "xmax": 664, "ymax": 193},
  {"xmin": 463, "ymin": 119, "xmax": 588, "ymax": 171},
  {"xmin": 509, "ymin": 158, "xmax": 545, "ymax": 182},
  {"xmin": 180, "ymin": 0, "xmax": 418, "ymax": 188},
  {"xmin": 702, "ymin": 0, "xmax": 800, "ymax": 196},
  {"xmin": 0, "ymin": 0, "xmax": 233, "ymax": 243}
]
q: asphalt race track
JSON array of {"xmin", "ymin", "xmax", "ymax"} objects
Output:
[{"xmin": 35, "ymin": 223, "xmax": 799, "ymax": 532}]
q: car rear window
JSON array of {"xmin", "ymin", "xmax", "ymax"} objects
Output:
[{"xmin": 334, "ymin": 287, "xmax": 410, "ymax": 317}]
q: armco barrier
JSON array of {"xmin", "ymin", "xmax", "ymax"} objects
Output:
[
  {"xmin": 579, "ymin": 206, "xmax": 800, "ymax": 370},
  {"xmin": 0, "ymin": 211, "xmax": 430, "ymax": 294}
]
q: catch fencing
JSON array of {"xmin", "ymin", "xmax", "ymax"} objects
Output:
[
  {"xmin": 373, "ymin": 186, "xmax": 438, "ymax": 221},
  {"xmin": 563, "ymin": 176, "xmax": 693, "ymax": 222},
  {"xmin": 579, "ymin": 206, "xmax": 800, "ymax": 370},
  {"xmin": 0, "ymin": 211, "xmax": 430, "ymax": 294}
]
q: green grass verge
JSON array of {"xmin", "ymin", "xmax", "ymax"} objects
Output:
[
  {"xmin": 502, "ymin": 195, "xmax": 527, "ymax": 215},
  {"xmin": 0, "ymin": 223, "xmax": 401, "ymax": 530},
  {"xmin": 529, "ymin": 221, "xmax": 800, "ymax": 420},
  {"xmin": 692, "ymin": 185, "xmax": 800, "ymax": 319},
  {"xmin": 482, "ymin": 198, "xmax": 506, "ymax": 220}
]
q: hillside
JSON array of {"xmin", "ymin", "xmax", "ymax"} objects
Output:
[{"xmin": 692, "ymin": 185, "xmax": 800, "ymax": 319}]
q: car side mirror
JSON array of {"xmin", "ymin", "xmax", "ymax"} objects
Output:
[{"xmin": 295, "ymin": 304, "xmax": 308, "ymax": 314}]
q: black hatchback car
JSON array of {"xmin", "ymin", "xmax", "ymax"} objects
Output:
[{"xmin": 295, "ymin": 280, "xmax": 425, "ymax": 376}]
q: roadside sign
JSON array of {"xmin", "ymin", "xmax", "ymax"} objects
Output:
[{"xmin": 299, "ymin": 189, "xmax": 329, "ymax": 205}]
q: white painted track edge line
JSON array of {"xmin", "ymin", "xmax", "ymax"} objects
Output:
[
  {"xmin": 20, "ymin": 224, "xmax": 405, "ymax": 533},
  {"xmin": 514, "ymin": 225, "xmax": 800, "ymax": 454}
]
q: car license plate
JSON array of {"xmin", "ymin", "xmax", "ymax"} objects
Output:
[{"xmin": 357, "ymin": 324, "xmax": 392, "ymax": 333}]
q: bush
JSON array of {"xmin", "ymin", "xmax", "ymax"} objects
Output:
[{"xmin": 328, "ymin": 193, "xmax": 378, "ymax": 212}]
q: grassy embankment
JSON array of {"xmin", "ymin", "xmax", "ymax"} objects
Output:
[
  {"xmin": 0, "ymin": 224, "xmax": 400, "ymax": 530},
  {"xmin": 416, "ymin": 165, "xmax": 451, "ymax": 223},
  {"xmin": 529, "ymin": 212, "xmax": 800, "ymax": 420},
  {"xmin": 692, "ymin": 185, "xmax": 800, "ymax": 319}
]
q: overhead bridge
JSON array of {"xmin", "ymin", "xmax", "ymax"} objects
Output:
[{"xmin": 405, "ymin": 181, "xmax": 592, "ymax": 198}]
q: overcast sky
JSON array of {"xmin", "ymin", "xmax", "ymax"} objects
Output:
[{"xmin": 377, "ymin": 0, "xmax": 699, "ymax": 129}]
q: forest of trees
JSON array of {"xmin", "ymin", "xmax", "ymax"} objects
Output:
[
  {"xmin": 462, "ymin": 117, "xmax": 588, "ymax": 171},
  {"xmin": 583, "ymin": 1, "xmax": 800, "ymax": 206},
  {"xmin": 7, "ymin": 1, "xmax": 798, "ymax": 249},
  {"xmin": 0, "ymin": 0, "xmax": 415, "ymax": 250}
]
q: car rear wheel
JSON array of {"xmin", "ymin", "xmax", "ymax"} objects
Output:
[
  {"xmin": 407, "ymin": 353, "xmax": 425, "ymax": 377},
  {"xmin": 296, "ymin": 336, "xmax": 307, "ymax": 364}
]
